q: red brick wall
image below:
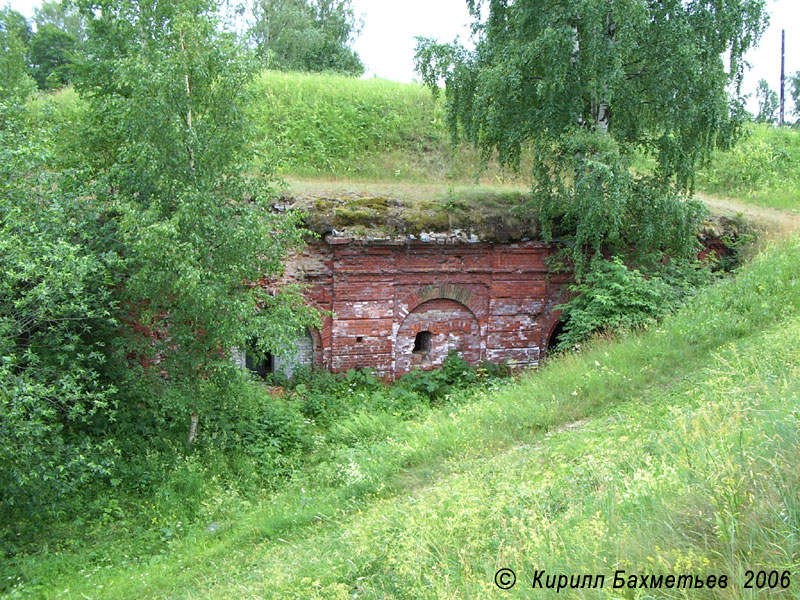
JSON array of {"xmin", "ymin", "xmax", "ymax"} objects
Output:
[{"xmin": 278, "ymin": 239, "xmax": 571, "ymax": 379}]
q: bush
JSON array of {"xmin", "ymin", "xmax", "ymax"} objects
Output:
[
  {"xmin": 396, "ymin": 351, "xmax": 484, "ymax": 400},
  {"xmin": 696, "ymin": 123, "xmax": 800, "ymax": 210},
  {"xmin": 701, "ymin": 139, "xmax": 784, "ymax": 192},
  {"xmin": 555, "ymin": 257, "xmax": 712, "ymax": 351},
  {"xmin": 0, "ymin": 130, "xmax": 124, "ymax": 523},
  {"xmin": 206, "ymin": 378, "xmax": 314, "ymax": 472}
]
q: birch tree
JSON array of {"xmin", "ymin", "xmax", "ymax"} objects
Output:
[
  {"xmin": 416, "ymin": 0, "xmax": 768, "ymax": 272},
  {"xmin": 74, "ymin": 0, "xmax": 317, "ymax": 441}
]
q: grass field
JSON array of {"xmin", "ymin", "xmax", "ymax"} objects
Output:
[
  {"xmin": 244, "ymin": 71, "xmax": 800, "ymax": 212},
  {"xmin": 6, "ymin": 228, "xmax": 800, "ymax": 599},
  {"xmin": 30, "ymin": 72, "xmax": 800, "ymax": 211},
  {"xmin": 8, "ymin": 71, "xmax": 800, "ymax": 600},
  {"xmin": 697, "ymin": 124, "xmax": 800, "ymax": 212},
  {"xmin": 247, "ymin": 71, "xmax": 524, "ymax": 182}
]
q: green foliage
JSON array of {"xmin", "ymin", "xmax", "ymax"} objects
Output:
[
  {"xmin": 71, "ymin": 0, "xmax": 317, "ymax": 413},
  {"xmin": 415, "ymin": 0, "xmax": 767, "ymax": 274},
  {"xmin": 6, "ymin": 232, "xmax": 800, "ymax": 600},
  {"xmin": 755, "ymin": 78, "xmax": 778, "ymax": 124},
  {"xmin": 35, "ymin": 0, "xmax": 88, "ymax": 42},
  {"xmin": 0, "ymin": 7, "xmax": 31, "ymax": 47},
  {"xmin": 29, "ymin": 24, "xmax": 77, "ymax": 89},
  {"xmin": 283, "ymin": 352, "xmax": 502, "ymax": 427},
  {"xmin": 198, "ymin": 377, "xmax": 314, "ymax": 478},
  {"xmin": 250, "ymin": 0, "xmax": 363, "ymax": 75},
  {"xmin": 0, "ymin": 189, "xmax": 123, "ymax": 512},
  {"xmin": 0, "ymin": 8, "xmax": 35, "ymax": 100},
  {"xmin": 697, "ymin": 123, "xmax": 800, "ymax": 210},
  {"xmin": 554, "ymin": 257, "xmax": 711, "ymax": 350},
  {"xmin": 0, "ymin": 52, "xmax": 122, "ymax": 525},
  {"xmin": 27, "ymin": 72, "xmax": 800, "ymax": 207},
  {"xmin": 790, "ymin": 70, "xmax": 800, "ymax": 124},
  {"xmin": 246, "ymin": 71, "xmax": 530, "ymax": 182},
  {"xmin": 249, "ymin": 71, "xmax": 453, "ymax": 178},
  {"xmin": 0, "ymin": 0, "xmax": 318, "ymax": 541},
  {"xmin": 707, "ymin": 137, "xmax": 783, "ymax": 190},
  {"xmin": 397, "ymin": 351, "xmax": 479, "ymax": 400}
]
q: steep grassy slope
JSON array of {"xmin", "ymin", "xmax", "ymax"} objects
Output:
[
  {"xmin": 29, "ymin": 74, "xmax": 800, "ymax": 209},
  {"xmin": 247, "ymin": 71, "xmax": 522, "ymax": 182},
  {"xmin": 6, "ymin": 232, "xmax": 799, "ymax": 599},
  {"xmin": 246, "ymin": 71, "xmax": 800, "ymax": 211}
]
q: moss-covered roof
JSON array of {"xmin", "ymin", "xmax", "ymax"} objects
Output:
[
  {"xmin": 275, "ymin": 181, "xmax": 753, "ymax": 247},
  {"xmin": 277, "ymin": 188, "xmax": 541, "ymax": 243}
]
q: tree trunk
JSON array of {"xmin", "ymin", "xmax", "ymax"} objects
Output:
[
  {"xmin": 188, "ymin": 411, "xmax": 199, "ymax": 445},
  {"xmin": 179, "ymin": 29, "xmax": 196, "ymax": 172}
]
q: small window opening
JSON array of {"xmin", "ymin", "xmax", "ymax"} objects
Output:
[
  {"xmin": 356, "ymin": 336, "xmax": 364, "ymax": 343},
  {"xmin": 413, "ymin": 330, "xmax": 433, "ymax": 354}
]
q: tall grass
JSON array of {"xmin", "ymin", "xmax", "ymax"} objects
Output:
[
  {"xmin": 247, "ymin": 71, "xmax": 524, "ymax": 182},
  {"xmin": 697, "ymin": 124, "xmax": 800, "ymax": 211},
  {"xmin": 6, "ymin": 232, "xmax": 800, "ymax": 598},
  {"xmin": 246, "ymin": 72, "xmax": 800, "ymax": 212},
  {"xmin": 29, "ymin": 76, "xmax": 800, "ymax": 208}
]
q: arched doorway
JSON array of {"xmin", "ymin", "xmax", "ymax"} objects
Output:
[
  {"xmin": 544, "ymin": 319, "xmax": 566, "ymax": 357},
  {"xmin": 395, "ymin": 298, "xmax": 480, "ymax": 376}
]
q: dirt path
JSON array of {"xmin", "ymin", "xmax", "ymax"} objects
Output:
[{"xmin": 698, "ymin": 192, "xmax": 800, "ymax": 236}]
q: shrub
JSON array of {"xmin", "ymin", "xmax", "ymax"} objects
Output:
[
  {"xmin": 555, "ymin": 257, "xmax": 711, "ymax": 351},
  {"xmin": 396, "ymin": 351, "xmax": 484, "ymax": 400},
  {"xmin": 701, "ymin": 139, "xmax": 784, "ymax": 192}
]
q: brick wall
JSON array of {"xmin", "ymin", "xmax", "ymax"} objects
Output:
[{"xmin": 278, "ymin": 238, "xmax": 571, "ymax": 379}]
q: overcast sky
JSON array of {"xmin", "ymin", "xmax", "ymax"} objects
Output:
[
  {"xmin": 348, "ymin": 0, "xmax": 799, "ymax": 115},
  {"xmin": 7, "ymin": 0, "xmax": 800, "ymax": 113}
]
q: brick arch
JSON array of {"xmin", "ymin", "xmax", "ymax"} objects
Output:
[
  {"xmin": 394, "ymin": 298, "xmax": 481, "ymax": 376},
  {"xmin": 397, "ymin": 284, "xmax": 481, "ymax": 321},
  {"xmin": 541, "ymin": 311, "xmax": 563, "ymax": 353}
]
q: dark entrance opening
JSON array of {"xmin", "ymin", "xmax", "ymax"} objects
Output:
[
  {"xmin": 412, "ymin": 330, "xmax": 433, "ymax": 354},
  {"xmin": 545, "ymin": 321, "xmax": 567, "ymax": 356},
  {"xmin": 245, "ymin": 347, "xmax": 273, "ymax": 379}
]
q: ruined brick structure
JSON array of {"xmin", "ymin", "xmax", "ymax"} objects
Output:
[
  {"xmin": 270, "ymin": 234, "xmax": 571, "ymax": 380},
  {"xmin": 242, "ymin": 199, "xmax": 742, "ymax": 380}
]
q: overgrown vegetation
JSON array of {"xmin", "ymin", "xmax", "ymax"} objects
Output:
[
  {"xmin": 1, "ymin": 353, "xmax": 511, "ymax": 571},
  {"xmin": 248, "ymin": 70, "xmax": 519, "ymax": 181},
  {"xmin": 247, "ymin": 72, "xmax": 800, "ymax": 214},
  {"xmin": 697, "ymin": 123, "xmax": 800, "ymax": 211},
  {"xmin": 415, "ymin": 0, "xmax": 768, "ymax": 274},
  {"xmin": 1, "ymin": 0, "xmax": 318, "ymax": 549},
  {"xmin": 553, "ymin": 256, "xmax": 713, "ymax": 351},
  {"xmin": 4, "ymin": 228, "xmax": 799, "ymax": 600},
  {"xmin": 3, "ymin": 1, "xmax": 800, "ymax": 597},
  {"xmin": 25, "ymin": 73, "xmax": 800, "ymax": 211}
]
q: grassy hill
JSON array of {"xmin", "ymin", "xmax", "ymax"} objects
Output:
[
  {"xmin": 247, "ymin": 71, "xmax": 526, "ymax": 182},
  {"xmin": 6, "ymin": 228, "xmax": 800, "ymax": 599},
  {"xmin": 8, "ymin": 71, "xmax": 800, "ymax": 600},
  {"xmin": 244, "ymin": 71, "xmax": 800, "ymax": 213},
  {"xmin": 30, "ymin": 71, "xmax": 800, "ymax": 210},
  {"xmin": 696, "ymin": 124, "xmax": 800, "ymax": 211}
]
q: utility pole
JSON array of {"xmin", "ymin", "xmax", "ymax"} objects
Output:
[{"xmin": 779, "ymin": 29, "xmax": 785, "ymax": 127}]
